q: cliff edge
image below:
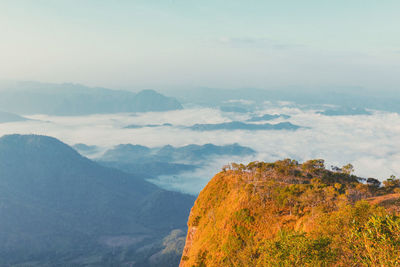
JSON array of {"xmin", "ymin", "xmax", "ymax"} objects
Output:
[{"xmin": 180, "ymin": 159, "xmax": 400, "ymax": 266}]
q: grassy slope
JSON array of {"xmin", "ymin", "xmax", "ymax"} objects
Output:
[{"xmin": 180, "ymin": 160, "xmax": 400, "ymax": 266}]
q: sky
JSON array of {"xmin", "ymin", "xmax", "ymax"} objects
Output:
[{"xmin": 0, "ymin": 0, "xmax": 399, "ymax": 90}]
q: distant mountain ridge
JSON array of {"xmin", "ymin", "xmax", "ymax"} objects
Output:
[
  {"xmin": 318, "ymin": 106, "xmax": 372, "ymax": 116},
  {"xmin": 0, "ymin": 82, "xmax": 182, "ymax": 115},
  {"xmin": 167, "ymin": 87, "xmax": 400, "ymax": 113},
  {"xmin": 123, "ymin": 119, "xmax": 298, "ymax": 132},
  {"xmin": 99, "ymin": 143, "xmax": 256, "ymax": 163},
  {"xmin": 0, "ymin": 110, "xmax": 29, "ymax": 123},
  {"xmin": 94, "ymin": 143, "xmax": 256, "ymax": 179},
  {"xmin": 247, "ymin": 114, "xmax": 290, "ymax": 122},
  {"xmin": 188, "ymin": 121, "xmax": 300, "ymax": 131}
]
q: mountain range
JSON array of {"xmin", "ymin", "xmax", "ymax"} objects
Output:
[
  {"xmin": 247, "ymin": 114, "xmax": 290, "ymax": 122},
  {"xmin": 318, "ymin": 106, "xmax": 372, "ymax": 116},
  {"xmin": 188, "ymin": 121, "xmax": 300, "ymax": 131},
  {"xmin": 166, "ymin": 87, "xmax": 400, "ymax": 113},
  {"xmin": 0, "ymin": 134, "xmax": 194, "ymax": 266},
  {"xmin": 0, "ymin": 82, "xmax": 182, "ymax": 115},
  {"xmin": 0, "ymin": 111, "xmax": 29, "ymax": 123},
  {"xmin": 94, "ymin": 143, "xmax": 256, "ymax": 178}
]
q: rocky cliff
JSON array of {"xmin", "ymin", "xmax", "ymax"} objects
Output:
[{"xmin": 180, "ymin": 159, "xmax": 400, "ymax": 266}]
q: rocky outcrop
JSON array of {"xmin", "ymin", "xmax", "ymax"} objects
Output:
[
  {"xmin": 179, "ymin": 159, "xmax": 400, "ymax": 266},
  {"xmin": 179, "ymin": 227, "xmax": 197, "ymax": 266}
]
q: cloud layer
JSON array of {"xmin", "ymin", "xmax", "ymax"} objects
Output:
[{"xmin": 0, "ymin": 106, "xmax": 399, "ymax": 194}]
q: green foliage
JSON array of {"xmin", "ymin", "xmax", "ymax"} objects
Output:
[
  {"xmin": 349, "ymin": 214, "xmax": 400, "ymax": 266},
  {"xmin": 275, "ymin": 159, "xmax": 299, "ymax": 175},
  {"xmin": 257, "ymin": 202, "xmax": 400, "ymax": 266},
  {"xmin": 342, "ymin": 163, "xmax": 354, "ymax": 175},
  {"xmin": 302, "ymin": 159, "xmax": 325, "ymax": 172},
  {"xmin": 258, "ymin": 231, "xmax": 335, "ymax": 266},
  {"xmin": 234, "ymin": 208, "xmax": 255, "ymax": 223},
  {"xmin": 194, "ymin": 250, "xmax": 208, "ymax": 267},
  {"xmin": 383, "ymin": 175, "xmax": 400, "ymax": 193}
]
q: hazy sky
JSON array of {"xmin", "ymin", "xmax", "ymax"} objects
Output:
[{"xmin": 0, "ymin": 1, "xmax": 399, "ymax": 90}]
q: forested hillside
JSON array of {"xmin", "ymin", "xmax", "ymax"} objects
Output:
[
  {"xmin": 0, "ymin": 134, "xmax": 194, "ymax": 266},
  {"xmin": 180, "ymin": 159, "xmax": 400, "ymax": 266}
]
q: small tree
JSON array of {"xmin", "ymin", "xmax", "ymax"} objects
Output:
[
  {"xmin": 302, "ymin": 159, "xmax": 325, "ymax": 172},
  {"xmin": 342, "ymin": 164, "xmax": 354, "ymax": 175},
  {"xmin": 383, "ymin": 175, "xmax": 400, "ymax": 193}
]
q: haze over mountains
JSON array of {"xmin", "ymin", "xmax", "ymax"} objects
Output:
[
  {"xmin": 0, "ymin": 81, "xmax": 399, "ymax": 265},
  {"xmin": 247, "ymin": 114, "xmax": 290, "ymax": 122},
  {"xmin": 93, "ymin": 143, "xmax": 255, "ymax": 179},
  {"xmin": 0, "ymin": 82, "xmax": 182, "ymax": 115},
  {"xmin": 125, "ymin": 121, "xmax": 301, "ymax": 131},
  {"xmin": 0, "ymin": 134, "xmax": 194, "ymax": 266},
  {"xmin": 166, "ymin": 87, "xmax": 400, "ymax": 114},
  {"xmin": 318, "ymin": 106, "xmax": 372, "ymax": 116},
  {"xmin": 99, "ymin": 143, "xmax": 256, "ymax": 163},
  {"xmin": 0, "ymin": 111, "xmax": 29, "ymax": 123},
  {"xmin": 0, "ymin": 81, "xmax": 398, "ymax": 188},
  {"xmin": 1, "ymin": 81, "xmax": 396, "ymax": 117},
  {"xmin": 188, "ymin": 121, "xmax": 300, "ymax": 131}
]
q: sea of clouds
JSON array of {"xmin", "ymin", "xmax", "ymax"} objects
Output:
[{"xmin": 0, "ymin": 104, "xmax": 399, "ymax": 194}]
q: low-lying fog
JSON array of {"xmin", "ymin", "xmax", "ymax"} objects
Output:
[{"xmin": 1, "ymin": 103, "xmax": 399, "ymax": 194}]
